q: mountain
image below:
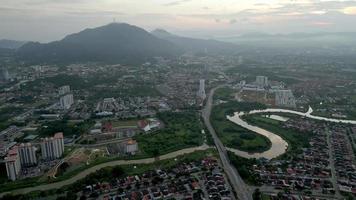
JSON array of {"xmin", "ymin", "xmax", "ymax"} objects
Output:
[
  {"xmin": 151, "ymin": 29, "xmax": 238, "ymax": 54},
  {"xmin": 0, "ymin": 39, "xmax": 27, "ymax": 49},
  {"xmin": 17, "ymin": 23, "xmax": 183, "ymax": 64}
]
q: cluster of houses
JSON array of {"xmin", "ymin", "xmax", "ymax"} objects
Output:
[
  {"xmin": 255, "ymin": 119, "xmax": 337, "ymax": 196},
  {"xmin": 80, "ymin": 157, "xmax": 233, "ymax": 200},
  {"xmin": 330, "ymin": 124, "xmax": 356, "ymax": 194},
  {"xmin": 95, "ymin": 97, "xmax": 168, "ymax": 118}
]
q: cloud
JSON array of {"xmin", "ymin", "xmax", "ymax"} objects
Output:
[
  {"xmin": 163, "ymin": 0, "xmax": 192, "ymax": 6},
  {"xmin": 343, "ymin": 6, "xmax": 356, "ymax": 15},
  {"xmin": 229, "ymin": 19, "xmax": 237, "ymax": 24}
]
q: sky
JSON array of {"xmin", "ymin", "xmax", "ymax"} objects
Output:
[{"xmin": 1, "ymin": 0, "xmax": 356, "ymax": 42}]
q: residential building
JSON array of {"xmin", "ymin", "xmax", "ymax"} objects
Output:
[
  {"xmin": 275, "ymin": 89, "xmax": 296, "ymax": 108},
  {"xmin": 18, "ymin": 143, "xmax": 37, "ymax": 167},
  {"xmin": 0, "ymin": 126, "xmax": 23, "ymax": 142},
  {"xmin": 58, "ymin": 85, "xmax": 70, "ymax": 96},
  {"xmin": 197, "ymin": 79, "xmax": 206, "ymax": 100},
  {"xmin": 5, "ymin": 147, "xmax": 21, "ymax": 181},
  {"xmin": 121, "ymin": 139, "xmax": 138, "ymax": 155},
  {"xmin": 256, "ymin": 76, "xmax": 268, "ymax": 88},
  {"xmin": 0, "ymin": 68, "xmax": 10, "ymax": 81},
  {"xmin": 41, "ymin": 132, "xmax": 65, "ymax": 160},
  {"xmin": 60, "ymin": 94, "xmax": 74, "ymax": 109}
]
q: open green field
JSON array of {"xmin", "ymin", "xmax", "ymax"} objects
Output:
[
  {"xmin": 243, "ymin": 114, "xmax": 311, "ymax": 159},
  {"xmin": 135, "ymin": 111, "xmax": 204, "ymax": 156},
  {"xmin": 211, "ymin": 101, "xmax": 271, "ymax": 153},
  {"xmin": 213, "ymin": 87, "xmax": 235, "ymax": 101}
]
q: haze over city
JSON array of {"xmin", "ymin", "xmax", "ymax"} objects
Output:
[
  {"xmin": 1, "ymin": 1, "xmax": 356, "ymax": 200},
  {"xmin": 1, "ymin": 0, "xmax": 356, "ymax": 41}
]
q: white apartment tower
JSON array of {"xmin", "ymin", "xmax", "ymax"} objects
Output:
[
  {"xmin": 18, "ymin": 143, "xmax": 37, "ymax": 167},
  {"xmin": 58, "ymin": 85, "xmax": 70, "ymax": 96},
  {"xmin": 41, "ymin": 132, "xmax": 65, "ymax": 160},
  {"xmin": 60, "ymin": 94, "xmax": 74, "ymax": 109},
  {"xmin": 197, "ymin": 79, "xmax": 206, "ymax": 100},
  {"xmin": 256, "ymin": 76, "xmax": 268, "ymax": 88},
  {"xmin": 5, "ymin": 147, "xmax": 21, "ymax": 181},
  {"xmin": 275, "ymin": 90, "xmax": 296, "ymax": 108}
]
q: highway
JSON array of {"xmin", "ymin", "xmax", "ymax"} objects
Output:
[{"xmin": 202, "ymin": 86, "xmax": 252, "ymax": 200}]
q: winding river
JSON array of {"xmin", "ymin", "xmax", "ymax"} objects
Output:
[{"xmin": 226, "ymin": 106, "xmax": 356, "ymax": 160}]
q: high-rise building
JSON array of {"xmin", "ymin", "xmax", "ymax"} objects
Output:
[
  {"xmin": 0, "ymin": 68, "xmax": 10, "ymax": 82},
  {"xmin": 5, "ymin": 147, "xmax": 21, "ymax": 181},
  {"xmin": 275, "ymin": 90, "xmax": 296, "ymax": 108},
  {"xmin": 58, "ymin": 85, "xmax": 70, "ymax": 96},
  {"xmin": 41, "ymin": 132, "xmax": 64, "ymax": 160},
  {"xmin": 18, "ymin": 143, "xmax": 37, "ymax": 167},
  {"xmin": 60, "ymin": 94, "xmax": 74, "ymax": 109},
  {"xmin": 256, "ymin": 76, "xmax": 268, "ymax": 88},
  {"xmin": 197, "ymin": 79, "xmax": 206, "ymax": 100}
]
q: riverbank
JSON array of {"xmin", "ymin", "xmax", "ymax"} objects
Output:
[{"xmin": 227, "ymin": 106, "xmax": 356, "ymax": 159}]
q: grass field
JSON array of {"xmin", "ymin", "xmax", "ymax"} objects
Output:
[{"xmin": 135, "ymin": 111, "xmax": 204, "ymax": 156}]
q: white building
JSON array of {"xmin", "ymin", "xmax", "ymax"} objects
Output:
[
  {"xmin": 95, "ymin": 98, "xmax": 120, "ymax": 113},
  {"xmin": 5, "ymin": 147, "xmax": 21, "ymax": 181},
  {"xmin": 60, "ymin": 94, "xmax": 74, "ymax": 109},
  {"xmin": 256, "ymin": 76, "xmax": 268, "ymax": 88},
  {"xmin": 275, "ymin": 90, "xmax": 296, "ymax": 108},
  {"xmin": 41, "ymin": 132, "xmax": 65, "ymax": 160},
  {"xmin": 18, "ymin": 143, "xmax": 37, "ymax": 167},
  {"xmin": 122, "ymin": 140, "xmax": 138, "ymax": 155},
  {"xmin": 197, "ymin": 79, "xmax": 206, "ymax": 100},
  {"xmin": 58, "ymin": 85, "xmax": 70, "ymax": 96}
]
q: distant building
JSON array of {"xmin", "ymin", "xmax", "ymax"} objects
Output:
[
  {"xmin": 60, "ymin": 94, "xmax": 74, "ymax": 109},
  {"xmin": 18, "ymin": 143, "xmax": 37, "ymax": 167},
  {"xmin": 275, "ymin": 90, "xmax": 296, "ymax": 108},
  {"xmin": 0, "ymin": 126, "xmax": 23, "ymax": 142},
  {"xmin": 0, "ymin": 68, "xmax": 10, "ymax": 82},
  {"xmin": 121, "ymin": 139, "xmax": 138, "ymax": 155},
  {"xmin": 58, "ymin": 85, "xmax": 70, "ymax": 96},
  {"xmin": 137, "ymin": 118, "xmax": 161, "ymax": 132},
  {"xmin": 197, "ymin": 79, "xmax": 206, "ymax": 100},
  {"xmin": 41, "ymin": 132, "xmax": 64, "ymax": 160},
  {"xmin": 256, "ymin": 76, "xmax": 268, "ymax": 88},
  {"xmin": 96, "ymin": 98, "xmax": 120, "ymax": 113},
  {"xmin": 5, "ymin": 147, "xmax": 21, "ymax": 181},
  {"xmin": 0, "ymin": 141, "xmax": 17, "ymax": 157}
]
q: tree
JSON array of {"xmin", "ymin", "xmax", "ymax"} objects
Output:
[{"xmin": 252, "ymin": 188, "xmax": 261, "ymax": 200}]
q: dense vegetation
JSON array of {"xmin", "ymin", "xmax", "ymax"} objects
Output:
[
  {"xmin": 135, "ymin": 111, "xmax": 204, "ymax": 156},
  {"xmin": 37, "ymin": 119, "xmax": 94, "ymax": 137},
  {"xmin": 227, "ymin": 151, "xmax": 260, "ymax": 185}
]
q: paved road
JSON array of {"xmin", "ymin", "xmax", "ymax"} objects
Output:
[
  {"xmin": 326, "ymin": 129, "xmax": 342, "ymax": 199},
  {"xmin": 0, "ymin": 145, "xmax": 210, "ymax": 197},
  {"xmin": 202, "ymin": 86, "xmax": 252, "ymax": 200}
]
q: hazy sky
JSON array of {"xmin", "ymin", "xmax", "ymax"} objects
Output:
[{"xmin": 1, "ymin": 0, "xmax": 356, "ymax": 42}]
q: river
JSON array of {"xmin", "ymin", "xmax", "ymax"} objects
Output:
[{"xmin": 227, "ymin": 106, "xmax": 356, "ymax": 159}]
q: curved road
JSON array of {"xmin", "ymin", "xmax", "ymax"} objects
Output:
[
  {"xmin": 0, "ymin": 145, "xmax": 210, "ymax": 197},
  {"xmin": 202, "ymin": 86, "xmax": 252, "ymax": 200}
]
